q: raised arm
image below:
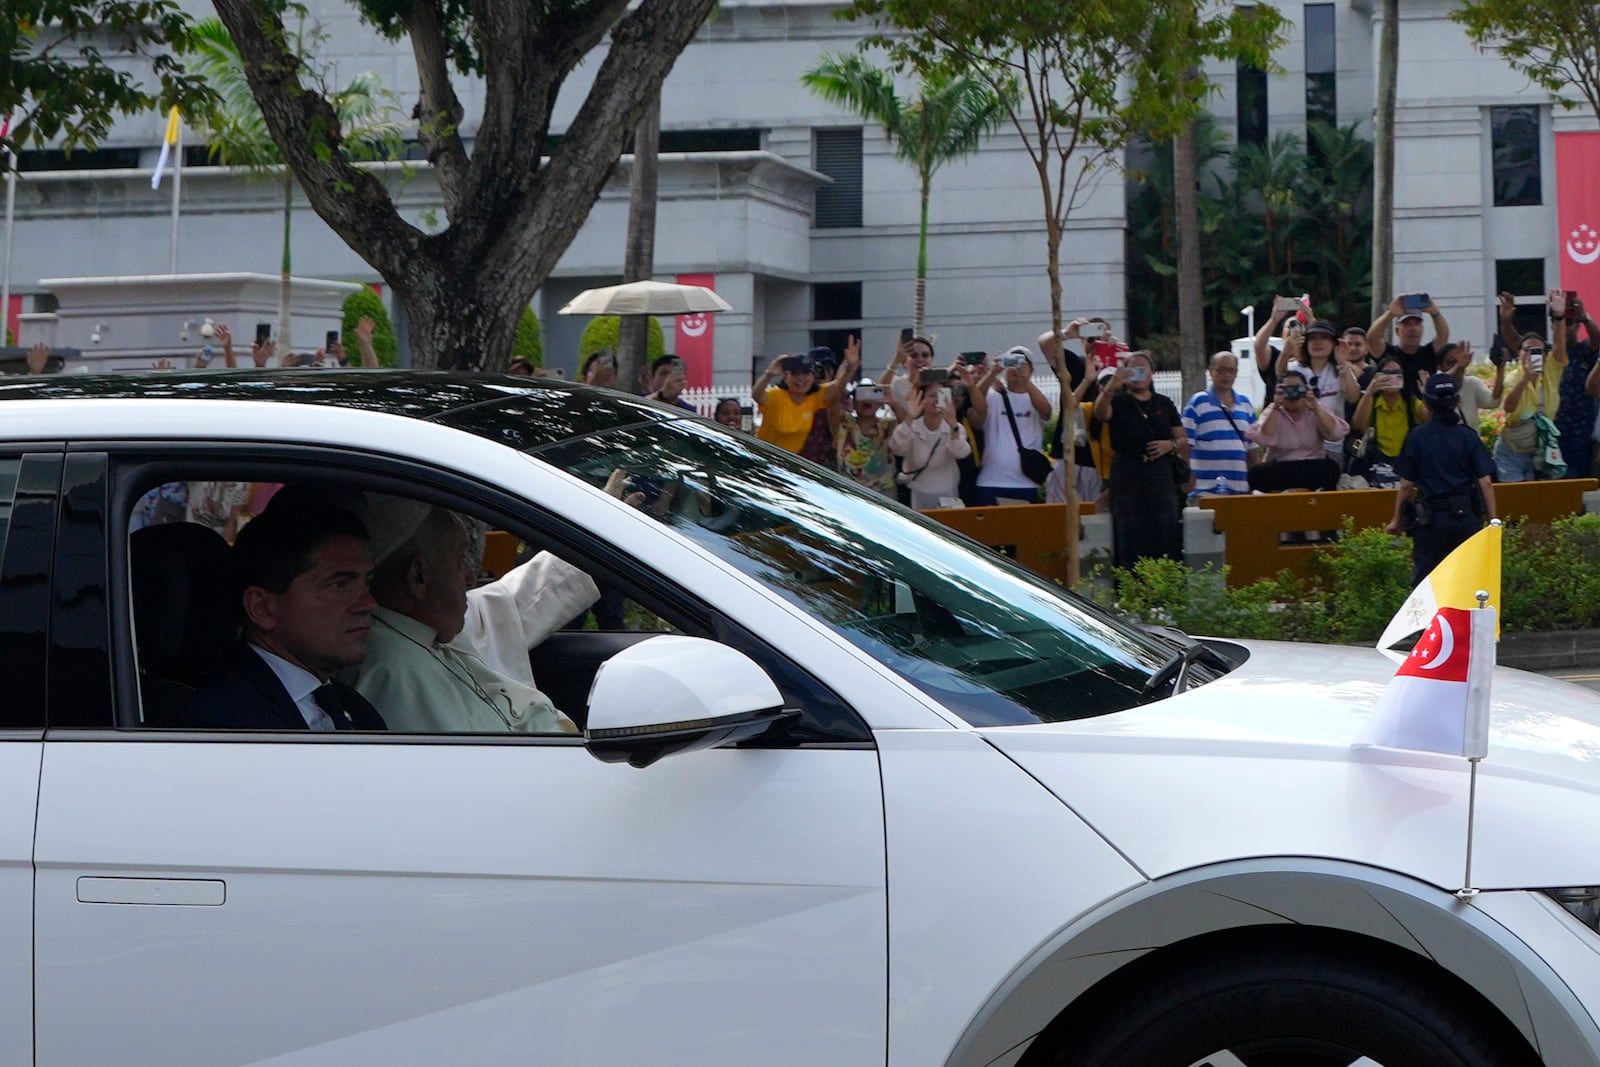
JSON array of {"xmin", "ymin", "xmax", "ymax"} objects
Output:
[
  {"xmin": 1426, "ymin": 297, "xmax": 1450, "ymax": 351},
  {"xmin": 751, "ymin": 356, "xmax": 786, "ymax": 406},
  {"xmin": 1497, "ymin": 291, "xmax": 1523, "ymax": 353},
  {"xmin": 1255, "ymin": 302, "xmax": 1288, "ymax": 373},
  {"xmin": 822, "ymin": 335, "xmax": 862, "ymax": 404},
  {"xmin": 1366, "ymin": 294, "xmax": 1403, "ymax": 355}
]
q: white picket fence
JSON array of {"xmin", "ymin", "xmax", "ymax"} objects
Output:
[{"xmin": 677, "ymin": 371, "xmax": 1186, "ymax": 420}]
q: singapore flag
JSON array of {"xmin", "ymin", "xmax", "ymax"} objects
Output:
[{"xmin": 1357, "ymin": 606, "xmax": 1495, "ymax": 759}]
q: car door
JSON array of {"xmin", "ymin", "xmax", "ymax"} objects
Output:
[
  {"xmin": 0, "ymin": 451, "xmax": 60, "ymax": 1067},
  {"xmin": 32, "ymin": 449, "xmax": 888, "ymax": 1066}
]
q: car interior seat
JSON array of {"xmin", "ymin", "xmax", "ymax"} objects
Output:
[{"xmin": 130, "ymin": 522, "xmax": 240, "ymax": 727}]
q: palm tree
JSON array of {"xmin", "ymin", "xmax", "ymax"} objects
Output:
[
  {"xmin": 803, "ymin": 54, "xmax": 1012, "ymax": 335},
  {"xmin": 190, "ymin": 18, "xmax": 403, "ymax": 350}
]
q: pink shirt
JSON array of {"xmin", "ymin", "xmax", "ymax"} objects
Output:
[{"xmin": 1248, "ymin": 404, "xmax": 1348, "ymax": 462}]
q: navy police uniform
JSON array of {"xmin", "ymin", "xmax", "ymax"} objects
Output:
[{"xmin": 1394, "ymin": 394, "xmax": 1494, "ymax": 585}]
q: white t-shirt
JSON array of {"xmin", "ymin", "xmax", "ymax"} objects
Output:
[
  {"xmin": 978, "ymin": 388, "xmax": 1046, "ymax": 488},
  {"xmin": 1456, "ymin": 374, "xmax": 1494, "ymax": 431}
]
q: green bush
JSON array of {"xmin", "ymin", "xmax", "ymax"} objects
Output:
[
  {"xmin": 1092, "ymin": 515, "xmax": 1600, "ymax": 643},
  {"xmin": 579, "ymin": 315, "xmax": 665, "ymax": 363},
  {"xmin": 513, "ymin": 308, "xmax": 542, "ymax": 367},
  {"xmin": 341, "ymin": 285, "xmax": 398, "ymax": 367}
]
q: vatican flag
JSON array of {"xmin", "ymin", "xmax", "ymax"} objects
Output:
[
  {"xmin": 151, "ymin": 106, "xmax": 180, "ymax": 190},
  {"xmin": 1376, "ymin": 522, "xmax": 1502, "ymax": 651},
  {"xmin": 1358, "ymin": 605, "xmax": 1496, "ymax": 759}
]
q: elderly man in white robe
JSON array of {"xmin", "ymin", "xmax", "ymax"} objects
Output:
[{"xmin": 345, "ymin": 496, "xmax": 599, "ymax": 733}]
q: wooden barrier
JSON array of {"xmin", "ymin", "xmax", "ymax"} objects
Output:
[
  {"xmin": 1199, "ymin": 478, "xmax": 1598, "ymax": 586},
  {"xmin": 920, "ymin": 503, "xmax": 1070, "ymax": 583}
]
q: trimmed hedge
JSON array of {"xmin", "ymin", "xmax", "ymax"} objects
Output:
[
  {"xmin": 341, "ymin": 285, "xmax": 398, "ymax": 367},
  {"xmin": 1087, "ymin": 514, "xmax": 1600, "ymax": 642},
  {"xmin": 579, "ymin": 315, "xmax": 665, "ymax": 363},
  {"xmin": 513, "ymin": 308, "xmax": 542, "ymax": 367}
]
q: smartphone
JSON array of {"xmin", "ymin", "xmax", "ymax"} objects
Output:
[
  {"xmin": 254, "ymin": 323, "xmax": 272, "ymax": 345},
  {"xmin": 919, "ymin": 368, "xmax": 950, "ymax": 386},
  {"xmin": 960, "ymin": 351, "xmax": 987, "ymax": 365},
  {"xmin": 1274, "ymin": 296, "xmax": 1300, "ymax": 314},
  {"xmin": 936, "ymin": 387, "xmax": 952, "ymax": 408},
  {"xmin": 1127, "ymin": 366, "xmax": 1150, "ymax": 384},
  {"xmin": 900, "ymin": 327, "xmax": 915, "ymax": 345},
  {"xmin": 1091, "ymin": 339, "xmax": 1123, "ymax": 364},
  {"xmin": 1079, "ymin": 322, "xmax": 1105, "ymax": 339},
  {"xmin": 1566, "ymin": 290, "xmax": 1580, "ymax": 319},
  {"xmin": 1402, "ymin": 293, "xmax": 1430, "ymax": 312},
  {"xmin": 855, "ymin": 384, "xmax": 886, "ymax": 403},
  {"xmin": 740, "ymin": 403, "xmax": 754, "ymax": 432},
  {"xmin": 325, "ymin": 330, "xmax": 340, "ymax": 350}
]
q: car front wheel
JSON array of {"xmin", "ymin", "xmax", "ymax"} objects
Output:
[{"xmin": 1048, "ymin": 940, "xmax": 1537, "ymax": 1067}]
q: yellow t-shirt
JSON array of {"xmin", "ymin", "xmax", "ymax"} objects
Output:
[
  {"xmin": 1370, "ymin": 394, "xmax": 1422, "ymax": 457},
  {"xmin": 756, "ymin": 387, "xmax": 830, "ymax": 453},
  {"xmin": 1505, "ymin": 364, "xmax": 1563, "ymax": 422}
]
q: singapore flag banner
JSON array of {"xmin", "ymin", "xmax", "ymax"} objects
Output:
[
  {"xmin": 1557, "ymin": 132, "xmax": 1600, "ymax": 296},
  {"xmin": 1358, "ymin": 606, "xmax": 1495, "ymax": 760}
]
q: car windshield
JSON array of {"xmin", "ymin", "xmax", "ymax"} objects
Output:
[{"xmin": 531, "ymin": 417, "xmax": 1225, "ymax": 726}]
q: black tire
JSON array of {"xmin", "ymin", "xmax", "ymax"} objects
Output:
[{"xmin": 1052, "ymin": 940, "xmax": 1538, "ymax": 1067}]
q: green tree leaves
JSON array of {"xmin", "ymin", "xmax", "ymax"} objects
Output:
[{"xmin": 3, "ymin": 0, "xmax": 213, "ymax": 154}]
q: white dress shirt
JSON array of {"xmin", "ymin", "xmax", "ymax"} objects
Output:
[{"xmin": 250, "ymin": 645, "xmax": 335, "ymax": 731}]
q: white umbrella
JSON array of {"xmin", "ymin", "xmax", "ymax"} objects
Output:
[{"xmin": 559, "ymin": 280, "xmax": 733, "ymax": 316}]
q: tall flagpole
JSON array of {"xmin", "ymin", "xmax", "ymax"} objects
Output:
[
  {"xmin": 169, "ymin": 116, "xmax": 182, "ymax": 274},
  {"xmin": 1, "ymin": 118, "xmax": 16, "ymax": 345}
]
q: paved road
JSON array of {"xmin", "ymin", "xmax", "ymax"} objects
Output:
[{"xmin": 1548, "ymin": 670, "xmax": 1600, "ymax": 694}]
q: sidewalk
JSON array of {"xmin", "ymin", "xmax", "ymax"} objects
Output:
[{"xmin": 1499, "ymin": 630, "xmax": 1600, "ymax": 672}]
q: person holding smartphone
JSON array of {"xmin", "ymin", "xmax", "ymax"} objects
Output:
[
  {"xmin": 879, "ymin": 331, "xmax": 937, "ymax": 406},
  {"xmin": 1366, "ymin": 292, "xmax": 1450, "ymax": 398},
  {"xmin": 1093, "ymin": 351, "xmax": 1186, "ymax": 568},
  {"xmin": 1554, "ymin": 295, "xmax": 1600, "ymax": 479},
  {"xmin": 1247, "ymin": 368, "xmax": 1349, "ymax": 493},
  {"xmin": 1349, "ymin": 355, "xmax": 1427, "ymax": 487},
  {"xmin": 968, "ymin": 346, "xmax": 1052, "ymax": 505},
  {"xmin": 889, "ymin": 383, "xmax": 971, "ymax": 509},
  {"xmin": 1496, "ymin": 289, "xmax": 1570, "ymax": 481}
]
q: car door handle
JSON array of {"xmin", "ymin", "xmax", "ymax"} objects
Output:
[{"xmin": 77, "ymin": 877, "xmax": 226, "ymax": 906}]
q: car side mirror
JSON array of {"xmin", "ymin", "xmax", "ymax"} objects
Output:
[{"xmin": 584, "ymin": 635, "xmax": 796, "ymax": 768}]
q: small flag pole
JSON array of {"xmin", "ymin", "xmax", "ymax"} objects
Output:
[
  {"xmin": 168, "ymin": 112, "xmax": 183, "ymax": 274},
  {"xmin": 1457, "ymin": 587, "xmax": 1491, "ymax": 900},
  {"xmin": 1, "ymin": 116, "xmax": 16, "ymax": 345}
]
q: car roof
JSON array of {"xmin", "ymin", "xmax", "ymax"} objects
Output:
[{"xmin": 0, "ymin": 370, "xmax": 682, "ymax": 452}]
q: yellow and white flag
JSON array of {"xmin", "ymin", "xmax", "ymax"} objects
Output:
[
  {"xmin": 1376, "ymin": 522, "xmax": 1502, "ymax": 651},
  {"xmin": 151, "ymin": 106, "xmax": 180, "ymax": 190}
]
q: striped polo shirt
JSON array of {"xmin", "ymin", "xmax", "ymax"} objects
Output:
[{"xmin": 1182, "ymin": 388, "xmax": 1257, "ymax": 495}]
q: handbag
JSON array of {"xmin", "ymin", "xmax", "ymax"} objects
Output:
[
  {"xmin": 1132, "ymin": 393, "xmax": 1189, "ymax": 487},
  {"xmin": 999, "ymin": 390, "xmax": 1053, "ymax": 484}
]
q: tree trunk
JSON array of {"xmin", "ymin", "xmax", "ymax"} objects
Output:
[
  {"xmin": 617, "ymin": 96, "xmax": 661, "ymax": 393},
  {"xmin": 278, "ymin": 174, "xmax": 292, "ymax": 353},
  {"xmin": 914, "ymin": 172, "xmax": 930, "ymax": 336},
  {"xmin": 210, "ymin": 0, "xmax": 718, "ymax": 373},
  {"xmin": 1038, "ymin": 168, "xmax": 1079, "ymax": 588},
  {"xmin": 1372, "ymin": 0, "xmax": 1398, "ymax": 321},
  {"xmin": 393, "ymin": 261, "xmax": 526, "ymax": 372},
  {"xmin": 1174, "ymin": 119, "xmax": 1204, "ymax": 401}
]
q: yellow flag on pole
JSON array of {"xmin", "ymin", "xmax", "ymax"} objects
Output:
[
  {"xmin": 1376, "ymin": 522, "xmax": 1502, "ymax": 650},
  {"xmin": 151, "ymin": 106, "xmax": 180, "ymax": 190}
]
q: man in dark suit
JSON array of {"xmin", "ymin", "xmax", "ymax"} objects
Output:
[{"xmin": 188, "ymin": 498, "xmax": 387, "ymax": 731}]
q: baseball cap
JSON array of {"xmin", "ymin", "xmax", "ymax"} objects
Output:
[
  {"xmin": 1397, "ymin": 311, "xmax": 1425, "ymax": 324},
  {"xmin": 1423, "ymin": 372, "xmax": 1459, "ymax": 400},
  {"xmin": 1305, "ymin": 319, "xmax": 1337, "ymax": 338}
]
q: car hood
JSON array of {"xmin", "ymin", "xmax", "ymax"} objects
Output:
[{"xmin": 980, "ymin": 639, "xmax": 1600, "ymax": 891}]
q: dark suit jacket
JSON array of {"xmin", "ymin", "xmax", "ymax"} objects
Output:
[{"xmin": 186, "ymin": 644, "xmax": 387, "ymax": 731}]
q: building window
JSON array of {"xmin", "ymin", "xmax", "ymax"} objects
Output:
[
  {"xmin": 1495, "ymin": 258, "xmax": 1547, "ymax": 339},
  {"xmin": 1236, "ymin": 62, "xmax": 1268, "ymax": 147},
  {"xmin": 17, "ymin": 147, "xmax": 141, "ymax": 173},
  {"xmin": 1491, "ymin": 106, "xmax": 1541, "ymax": 207},
  {"xmin": 1304, "ymin": 3, "xmax": 1337, "ymax": 130},
  {"xmin": 658, "ymin": 128, "xmax": 762, "ymax": 153},
  {"xmin": 812, "ymin": 282, "xmax": 862, "ymax": 322},
  {"xmin": 814, "ymin": 127, "xmax": 863, "ymax": 228}
]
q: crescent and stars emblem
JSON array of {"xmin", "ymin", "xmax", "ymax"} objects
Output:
[
  {"xmin": 1567, "ymin": 223, "xmax": 1600, "ymax": 266},
  {"xmin": 1414, "ymin": 616, "xmax": 1455, "ymax": 671},
  {"xmin": 680, "ymin": 313, "xmax": 709, "ymax": 338}
]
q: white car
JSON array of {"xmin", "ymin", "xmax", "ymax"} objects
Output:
[{"xmin": 3, "ymin": 370, "xmax": 1599, "ymax": 1067}]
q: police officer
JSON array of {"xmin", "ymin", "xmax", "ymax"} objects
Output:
[{"xmin": 1387, "ymin": 373, "xmax": 1498, "ymax": 584}]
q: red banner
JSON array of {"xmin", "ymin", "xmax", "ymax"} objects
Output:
[
  {"xmin": 4, "ymin": 295, "xmax": 18, "ymax": 346},
  {"xmin": 1556, "ymin": 133, "xmax": 1600, "ymax": 298},
  {"xmin": 674, "ymin": 273, "xmax": 715, "ymax": 388}
]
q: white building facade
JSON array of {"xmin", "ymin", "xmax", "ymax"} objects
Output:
[{"xmin": 1, "ymin": 0, "xmax": 1583, "ymax": 380}]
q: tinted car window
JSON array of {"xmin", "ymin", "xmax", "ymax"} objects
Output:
[
  {"xmin": 0, "ymin": 454, "xmax": 59, "ymax": 729},
  {"xmin": 531, "ymin": 420, "xmax": 1214, "ymax": 727}
]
